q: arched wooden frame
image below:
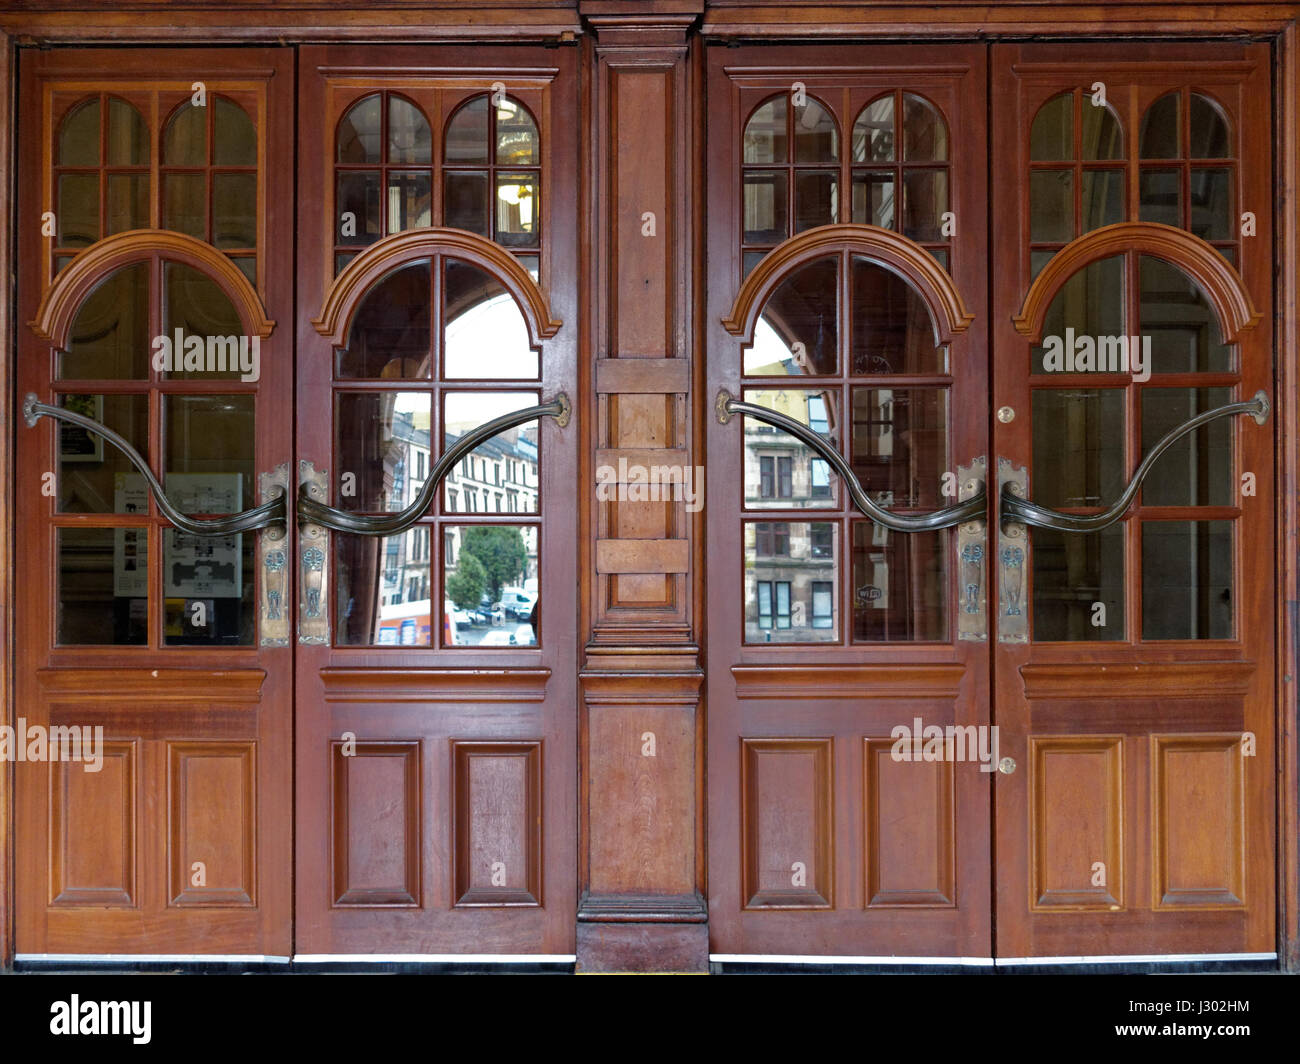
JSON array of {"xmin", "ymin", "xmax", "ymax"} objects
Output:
[
  {"xmin": 30, "ymin": 229, "xmax": 275, "ymax": 344},
  {"xmin": 1012, "ymin": 221, "xmax": 1260, "ymax": 343},
  {"xmin": 722, "ymin": 223, "xmax": 974, "ymax": 345},
  {"xmin": 313, "ymin": 227, "xmax": 562, "ymax": 347}
]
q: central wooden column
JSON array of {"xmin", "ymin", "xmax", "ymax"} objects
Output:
[{"xmin": 577, "ymin": 0, "xmax": 707, "ymax": 973}]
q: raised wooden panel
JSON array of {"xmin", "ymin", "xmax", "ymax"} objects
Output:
[
  {"xmin": 864, "ymin": 738, "xmax": 955, "ymax": 907},
  {"xmin": 452, "ymin": 742, "xmax": 542, "ymax": 907},
  {"xmin": 168, "ymin": 742, "xmax": 256, "ymax": 907},
  {"xmin": 331, "ymin": 741, "xmax": 421, "ymax": 907},
  {"xmin": 586, "ymin": 704, "xmax": 697, "ymax": 900},
  {"xmin": 1152, "ymin": 735, "xmax": 1245, "ymax": 909},
  {"xmin": 50, "ymin": 741, "xmax": 136, "ymax": 908},
  {"xmin": 613, "ymin": 69, "xmax": 671, "ymax": 357},
  {"xmin": 741, "ymin": 739, "xmax": 833, "ymax": 909},
  {"xmin": 1030, "ymin": 737, "xmax": 1123, "ymax": 910},
  {"xmin": 596, "ymin": 538, "xmax": 690, "ymax": 574},
  {"xmin": 595, "ymin": 358, "xmax": 689, "ymax": 394}
]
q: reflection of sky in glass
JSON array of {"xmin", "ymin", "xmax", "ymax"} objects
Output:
[
  {"xmin": 744, "ymin": 317, "xmax": 793, "ymax": 375},
  {"xmin": 444, "ymin": 292, "xmax": 537, "ymax": 378},
  {"xmin": 445, "ymin": 390, "xmax": 538, "ymax": 435}
]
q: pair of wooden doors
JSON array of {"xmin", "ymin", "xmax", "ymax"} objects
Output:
[
  {"xmin": 14, "ymin": 45, "xmax": 578, "ymax": 959},
  {"xmin": 704, "ymin": 41, "xmax": 1276, "ymax": 962}
]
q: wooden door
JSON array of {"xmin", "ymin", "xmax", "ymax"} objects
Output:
[
  {"xmin": 704, "ymin": 44, "xmax": 993, "ymax": 960},
  {"xmin": 13, "ymin": 48, "xmax": 295, "ymax": 957},
  {"xmin": 990, "ymin": 43, "xmax": 1277, "ymax": 960},
  {"xmin": 291, "ymin": 46, "xmax": 579, "ymax": 957}
]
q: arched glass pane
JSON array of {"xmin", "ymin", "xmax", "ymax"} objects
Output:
[
  {"xmin": 1138, "ymin": 255, "xmax": 1232, "ymax": 373},
  {"xmin": 850, "ymin": 257, "xmax": 944, "ymax": 375},
  {"xmin": 389, "ymin": 95, "xmax": 431, "ymax": 165},
  {"xmin": 445, "ymin": 95, "xmax": 490, "ymax": 164},
  {"xmin": 337, "ymin": 93, "xmax": 382, "ymax": 164},
  {"xmin": 745, "ymin": 256, "xmax": 838, "ymax": 376},
  {"xmin": 1140, "ymin": 92, "xmax": 1180, "ymax": 158},
  {"xmin": 443, "ymin": 259, "xmax": 538, "ymax": 379},
  {"xmin": 744, "ymin": 97, "xmax": 787, "ymax": 165},
  {"xmin": 1189, "ymin": 93, "xmax": 1231, "ymax": 159},
  {"xmin": 793, "ymin": 97, "xmax": 838, "ymax": 163},
  {"xmin": 902, "ymin": 93, "xmax": 947, "ymax": 162},
  {"xmin": 1030, "ymin": 92, "xmax": 1072, "ymax": 162},
  {"xmin": 1081, "ymin": 102, "xmax": 1123, "ymax": 160},
  {"xmin": 164, "ymin": 101, "xmax": 207, "ymax": 166},
  {"xmin": 1030, "ymin": 254, "xmax": 1124, "ymax": 375},
  {"xmin": 853, "ymin": 96, "xmax": 895, "ymax": 163},
  {"xmin": 496, "ymin": 98, "xmax": 538, "ymax": 165},
  {"xmin": 58, "ymin": 98, "xmax": 100, "ymax": 166},
  {"xmin": 162, "ymin": 261, "xmax": 248, "ymax": 380},
  {"xmin": 107, "ymin": 98, "xmax": 148, "ymax": 166},
  {"xmin": 214, "ymin": 97, "xmax": 257, "ymax": 166},
  {"xmin": 338, "ymin": 260, "xmax": 432, "ymax": 379},
  {"xmin": 58, "ymin": 262, "xmax": 150, "ymax": 380}
]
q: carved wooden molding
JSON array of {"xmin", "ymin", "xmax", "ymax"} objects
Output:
[
  {"xmin": 732, "ymin": 663, "xmax": 965, "ymax": 699},
  {"xmin": 36, "ymin": 667, "xmax": 266, "ymax": 702},
  {"xmin": 1013, "ymin": 222, "xmax": 1261, "ymax": 343},
  {"xmin": 320, "ymin": 666, "xmax": 551, "ymax": 703},
  {"xmin": 312, "ymin": 227, "xmax": 562, "ymax": 346},
  {"xmin": 721, "ymin": 223, "xmax": 974, "ymax": 345},
  {"xmin": 30, "ymin": 229, "xmax": 274, "ymax": 345}
]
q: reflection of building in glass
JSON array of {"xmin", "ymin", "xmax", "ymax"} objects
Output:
[
  {"xmin": 443, "ymin": 424, "xmax": 539, "ymax": 516},
  {"xmin": 743, "ymin": 389, "xmax": 834, "ymax": 508},
  {"xmin": 442, "ymin": 423, "xmax": 540, "ymax": 598},
  {"xmin": 381, "ymin": 406, "xmax": 431, "ymax": 610},
  {"xmin": 744, "ymin": 521, "xmax": 836, "ymax": 643}
]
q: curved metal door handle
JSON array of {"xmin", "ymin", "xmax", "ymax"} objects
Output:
[
  {"xmin": 297, "ymin": 392, "xmax": 569, "ymax": 537},
  {"xmin": 715, "ymin": 388, "xmax": 985, "ymax": 531},
  {"xmin": 23, "ymin": 393, "xmax": 287, "ymax": 535},
  {"xmin": 1000, "ymin": 390, "xmax": 1269, "ymax": 533}
]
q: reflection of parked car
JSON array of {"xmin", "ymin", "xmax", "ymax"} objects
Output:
[
  {"xmin": 479, "ymin": 629, "xmax": 516, "ymax": 646},
  {"xmin": 452, "ymin": 609, "xmax": 476, "ymax": 627},
  {"xmin": 473, "ymin": 602, "xmax": 504, "ymax": 625},
  {"xmin": 499, "ymin": 588, "xmax": 536, "ymax": 620}
]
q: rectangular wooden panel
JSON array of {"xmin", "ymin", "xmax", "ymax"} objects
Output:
[
  {"xmin": 741, "ymin": 739, "xmax": 833, "ymax": 909},
  {"xmin": 595, "ymin": 358, "xmax": 690, "ymax": 394},
  {"xmin": 864, "ymin": 738, "xmax": 954, "ymax": 907},
  {"xmin": 613, "ymin": 69, "xmax": 670, "ymax": 357},
  {"xmin": 168, "ymin": 742, "xmax": 256, "ymax": 907},
  {"xmin": 596, "ymin": 538, "xmax": 690, "ymax": 574},
  {"xmin": 331, "ymin": 741, "xmax": 421, "ymax": 907},
  {"xmin": 1030, "ymin": 737, "xmax": 1123, "ymax": 910},
  {"xmin": 586, "ymin": 703, "xmax": 696, "ymax": 899},
  {"xmin": 452, "ymin": 741, "xmax": 542, "ymax": 907},
  {"xmin": 1152, "ymin": 734, "xmax": 1245, "ymax": 908},
  {"xmin": 50, "ymin": 740, "xmax": 136, "ymax": 908}
]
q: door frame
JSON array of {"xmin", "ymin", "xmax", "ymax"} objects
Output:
[{"xmin": 0, "ymin": 2, "xmax": 1298, "ymax": 972}]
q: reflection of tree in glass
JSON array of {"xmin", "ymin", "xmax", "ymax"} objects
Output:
[
  {"xmin": 461, "ymin": 526, "xmax": 526, "ymax": 601},
  {"xmin": 446, "ymin": 551, "xmax": 486, "ymax": 609}
]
